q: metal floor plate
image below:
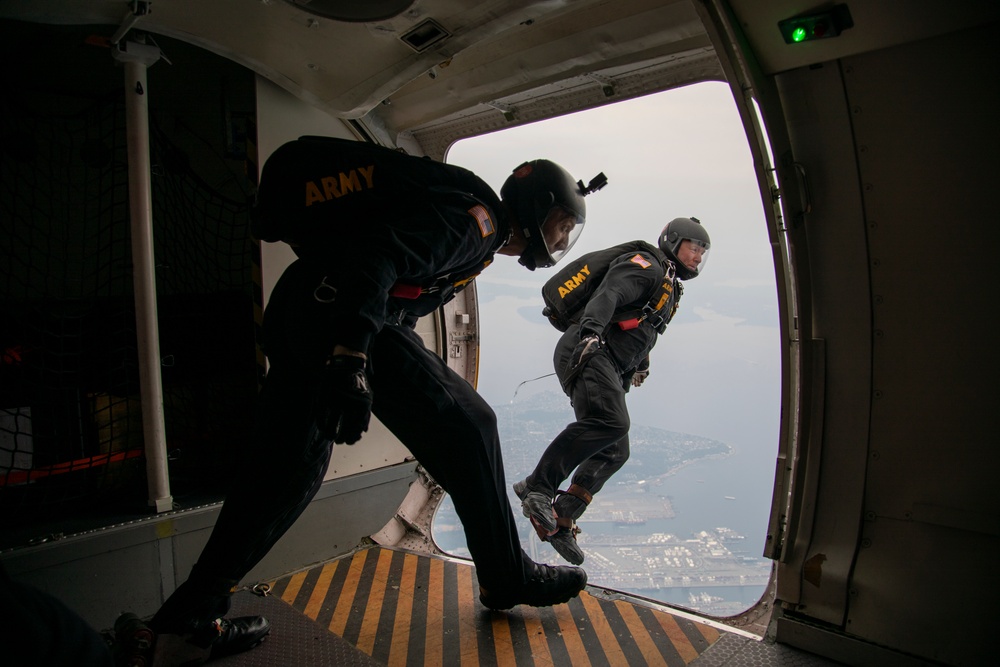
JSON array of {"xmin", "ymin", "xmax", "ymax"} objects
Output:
[{"xmin": 215, "ymin": 589, "xmax": 382, "ymax": 666}]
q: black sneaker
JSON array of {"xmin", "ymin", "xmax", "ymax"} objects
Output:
[
  {"xmin": 479, "ymin": 561, "xmax": 587, "ymax": 610},
  {"xmin": 548, "ymin": 526, "xmax": 585, "ymax": 565},
  {"xmin": 514, "ymin": 480, "xmax": 558, "ymax": 536},
  {"xmin": 152, "ymin": 616, "xmax": 270, "ymax": 666}
]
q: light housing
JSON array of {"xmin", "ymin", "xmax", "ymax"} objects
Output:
[{"xmin": 778, "ymin": 5, "xmax": 854, "ymax": 44}]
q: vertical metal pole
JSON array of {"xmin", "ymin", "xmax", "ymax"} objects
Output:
[{"xmin": 123, "ymin": 57, "xmax": 173, "ymax": 513}]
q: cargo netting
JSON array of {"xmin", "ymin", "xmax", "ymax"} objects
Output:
[{"xmin": 0, "ymin": 86, "xmax": 258, "ymax": 537}]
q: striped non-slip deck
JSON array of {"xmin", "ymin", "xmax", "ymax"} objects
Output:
[{"xmin": 266, "ymin": 545, "xmax": 723, "ymax": 666}]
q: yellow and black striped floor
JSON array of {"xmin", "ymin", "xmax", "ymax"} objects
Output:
[
  {"xmin": 217, "ymin": 546, "xmax": 844, "ymax": 666},
  {"xmin": 261, "ymin": 545, "xmax": 723, "ymax": 666}
]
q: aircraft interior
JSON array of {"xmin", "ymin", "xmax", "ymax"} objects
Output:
[{"xmin": 1, "ymin": 1, "xmax": 997, "ymax": 665}]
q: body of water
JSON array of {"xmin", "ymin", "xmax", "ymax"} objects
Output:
[{"xmin": 637, "ymin": 442, "xmax": 776, "ymax": 555}]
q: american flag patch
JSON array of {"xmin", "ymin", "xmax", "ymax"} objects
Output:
[
  {"xmin": 469, "ymin": 205, "xmax": 495, "ymax": 237},
  {"xmin": 630, "ymin": 254, "xmax": 652, "ymax": 269}
]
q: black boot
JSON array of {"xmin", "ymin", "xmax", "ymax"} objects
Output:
[
  {"xmin": 550, "ymin": 484, "xmax": 591, "ymax": 565},
  {"xmin": 547, "ymin": 524, "xmax": 585, "ymax": 565},
  {"xmin": 208, "ymin": 616, "xmax": 272, "ymax": 659},
  {"xmin": 150, "ymin": 571, "xmax": 270, "ymax": 665},
  {"xmin": 513, "ymin": 478, "xmax": 558, "ymax": 537},
  {"xmin": 479, "ymin": 559, "xmax": 587, "ymax": 610},
  {"xmin": 152, "ymin": 616, "xmax": 271, "ymax": 666}
]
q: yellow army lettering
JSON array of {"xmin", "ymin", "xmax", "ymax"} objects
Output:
[
  {"xmin": 557, "ymin": 264, "xmax": 591, "ymax": 298},
  {"xmin": 304, "ymin": 164, "xmax": 375, "ymax": 207},
  {"xmin": 654, "ymin": 282, "xmax": 673, "ymax": 310}
]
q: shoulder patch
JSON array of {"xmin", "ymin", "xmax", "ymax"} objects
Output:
[
  {"xmin": 469, "ymin": 205, "xmax": 495, "ymax": 238},
  {"xmin": 629, "ymin": 253, "xmax": 652, "ymax": 269}
]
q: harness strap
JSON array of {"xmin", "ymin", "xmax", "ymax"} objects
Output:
[
  {"xmin": 552, "ymin": 484, "xmax": 591, "ymax": 537},
  {"xmin": 389, "ymin": 267, "xmax": 485, "ymax": 301},
  {"xmin": 389, "ymin": 283, "xmax": 422, "ymax": 299},
  {"xmin": 559, "ymin": 483, "xmax": 593, "ymax": 505}
]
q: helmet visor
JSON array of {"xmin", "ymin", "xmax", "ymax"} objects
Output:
[
  {"xmin": 676, "ymin": 238, "xmax": 710, "ymax": 276},
  {"xmin": 540, "ymin": 205, "xmax": 585, "ymax": 265}
]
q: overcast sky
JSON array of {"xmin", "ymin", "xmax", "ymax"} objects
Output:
[{"xmin": 446, "ymin": 81, "xmax": 781, "ymax": 458}]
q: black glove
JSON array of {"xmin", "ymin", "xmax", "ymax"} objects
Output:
[
  {"xmin": 569, "ymin": 333, "xmax": 603, "ymax": 371},
  {"xmin": 315, "ymin": 355, "xmax": 372, "ymax": 445}
]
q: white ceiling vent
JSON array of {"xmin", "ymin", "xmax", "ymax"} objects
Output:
[{"xmin": 400, "ymin": 18, "xmax": 450, "ymax": 52}]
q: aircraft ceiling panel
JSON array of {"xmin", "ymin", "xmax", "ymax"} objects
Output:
[
  {"xmin": 402, "ymin": 46, "xmax": 723, "ymax": 158},
  {"xmin": 375, "ymin": 0, "xmax": 711, "ymax": 138},
  {"xmin": 0, "ymin": 0, "xmax": 718, "ymax": 140}
]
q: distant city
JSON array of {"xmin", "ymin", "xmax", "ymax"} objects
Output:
[{"xmin": 432, "ymin": 390, "xmax": 772, "ymax": 616}]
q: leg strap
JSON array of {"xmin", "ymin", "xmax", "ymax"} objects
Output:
[
  {"xmin": 559, "ymin": 483, "xmax": 593, "ymax": 505},
  {"xmin": 555, "ymin": 516, "xmax": 581, "ymax": 537}
]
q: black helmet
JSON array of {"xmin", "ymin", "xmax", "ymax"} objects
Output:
[
  {"xmin": 500, "ymin": 160, "xmax": 607, "ymax": 270},
  {"xmin": 658, "ymin": 216, "xmax": 711, "ymax": 280}
]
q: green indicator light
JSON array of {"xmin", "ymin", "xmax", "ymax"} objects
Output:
[{"xmin": 779, "ymin": 4, "xmax": 853, "ymax": 44}]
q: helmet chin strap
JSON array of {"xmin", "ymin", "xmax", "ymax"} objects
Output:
[
  {"xmin": 515, "ymin": 222, "xmax": 544, "ymax": 271},
  {"xmin": 518, "ymin": 249, "xmax": 538, "ymax": 271},
  {"xmin": 498, "ymin": 227, "xmax": 514, "ymax": 250}
]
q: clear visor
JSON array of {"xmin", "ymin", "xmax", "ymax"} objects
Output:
[
  {"xmin": 677, "ymin": 238, "xmax": 710, "ymax": 275},
  {"xmin": 540, "ymin": 205, "xmax": 585, "ymax": 265}
]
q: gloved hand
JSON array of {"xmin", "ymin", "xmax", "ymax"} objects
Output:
[
  {"xmin": 631, "ymin": 369, "xmax": 649, "ymax": 387},
  {"xmin": 315, "ymin": 355, "xmax": 372, "ymax": 445},
  {"xmin": 569, "ymin": 333, "xmax": 603, "ymax": 370}
]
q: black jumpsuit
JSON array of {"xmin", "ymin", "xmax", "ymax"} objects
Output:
[
  {"xmin": 526, "ymin": 247, "xmax": 678, "ymax": 522},
  {"xmin": 154, "ymin": 137, "xmax": 533, "ymax": 630}
]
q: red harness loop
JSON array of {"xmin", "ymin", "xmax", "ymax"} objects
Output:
[{"xmin": 389, "ymin": 283, "xmax": 422, "ymax": 299}]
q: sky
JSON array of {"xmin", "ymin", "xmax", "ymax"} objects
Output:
[{"xmin": 446, "ymin": 81, "xmax": 782, "ymax": 458}]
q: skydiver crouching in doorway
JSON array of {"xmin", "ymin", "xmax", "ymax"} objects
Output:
[{"xmin": 142, "ymin": 136, "xmax": 608, "ymax": 665}]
